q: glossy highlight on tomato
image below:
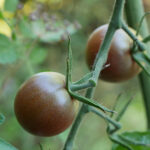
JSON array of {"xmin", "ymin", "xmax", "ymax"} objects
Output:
[
  {"xmin": 86, "ymin": 24, "xmax": 141, "ymax": 82},
  {"xmin": 14, "ymin": 72, "xmax": 78, "ymax": 137}
]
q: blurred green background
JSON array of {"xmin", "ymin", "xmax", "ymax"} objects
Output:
[{"xmin": 0, "ymin": 0, "xmax": 150, "ymax": 150}]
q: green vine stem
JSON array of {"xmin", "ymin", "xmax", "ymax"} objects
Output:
[
  {"xmin": 89, "ymin": 107, "xmax": 121, "ymax": 130},
  {"xmin": 136, "ymin": 12, "xmax": 150, "ymax": 36},
  {"xmin": 91, "ymin": 0, "xmax": 125, "ymax": 82},
  {"xmin": 63, "ymin": 0, "xmax": 125, "ymax": 149},
  {"xmin": 125, "ymin": 0, "xmax": 150, "ymax": 129},
  {"xmin": 121, "ymin": 22, "xmax": 146, "ymax": 52}
]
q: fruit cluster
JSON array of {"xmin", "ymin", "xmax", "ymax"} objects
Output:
[{"xmin": 14, "ymin": 24, "xmax": 142, "ymax": 136}]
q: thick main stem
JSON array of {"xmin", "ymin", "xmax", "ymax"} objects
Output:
[
  {"xmin": 63, "ymin": 88, "xmax": 94, "ymax": 150},
  {"xmin": 92, "ymin": 0, "xmax": 125, "ymax": 81},
  {"xmin": 63, "ymin": 0, "xmax": 125, "ymax": 149},
  {"xmin": 125, "ymin": 0, "xmax": 150, "ymax": 129}
]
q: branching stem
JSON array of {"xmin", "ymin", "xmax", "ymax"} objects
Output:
[
  {"xmin": 63, "ymin": 0, "xmax": 126, "ymax": 150},
  {"xmin": 125, "ymin": 0, "xmax": 150, "ymax": 129}
]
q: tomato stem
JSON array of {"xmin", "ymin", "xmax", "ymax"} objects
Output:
[
  {"xmin": 67, "ymin": 36, "xmax": 115, "ymax": 113},
  {"xmin": 109, "ymin": 134, "xmax": 133, "ymax": 150},
  {"xmin": 121, "ymin": 22, "xmax": 150, "ymax": 77},
  {"xmin": 70, "ymin": 82, "xmax": 94, "ymax": 91},
  {"xmin": 125, "ymin": 0, "xmax": 150, "ymax": 129},
  {"xmin": 136, "ymin": 12, "xmax": 150, "ymax": 36},
  {"xmin": 122, "ymin": 22, "xmax": 146, "ymax": 52},
  {"xmin": 69, "ymin": 90, "xmax": 115, "ymax": 113},
  {"xmin": 63, "ymin": 0, "xmax": 126, "ymax": 149},
  {"xmin": 72, "ymin": 72, "xmax": 93, "ymax": 85},
  {"xmin": 89, "ymin": 107, "xmax": 121, "ymax": 130},
  {"xmin": 115, "ymin": 97, "xmax": 133, "ymax": 122},
  {"xmin": 91, "ymin": 0, "xmax": 125, "ymax": 82}
]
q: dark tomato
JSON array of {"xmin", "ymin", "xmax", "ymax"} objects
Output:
[
  {"xmin": 143, "ymin": 0, "xmax": 150, "ymax": 11},
  {"xmin": 15, "ymin": 72, "xmax": 78, "ymax": 137},
  {"xmin": 86, "ymin": 24, "xmax": 141, "ymax": 82}
]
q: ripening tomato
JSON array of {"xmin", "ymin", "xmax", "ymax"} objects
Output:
[
  {"xmin": 143, "ymin": 0, "xmax": 150, "ymax": 11},
  {"xmin": 14, "ymin": 72, "xmax": 78, "ymax": 137},
  {"xmin": 86, "ymin": 24, "xmax": 142, "ymax": 82}
]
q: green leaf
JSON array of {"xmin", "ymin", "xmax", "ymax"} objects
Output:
[
  {"xmin": 39, "ymin": 143, "xmax": 43, "ymax": 150},
  {"xmin": 133, "ymin": 51, "xmax": 150, "ymax": 76},
  {"xmin": 0, "ymin": 138, "xmax": 18, "ymax": 150},
  {"xmin": 0, "ymin": 50, "xmax": 18, "ymax": 64},
  {"xmin": 0, "ymin": 34, "xmax": 11, "ymax": 47},
  {"xmin": 112, "ymin": 131, "xmax": 150, "ymax": 150},
  {"xmin": 31, "ymin": 20, "xmax": 78, "ymax": 43},
  {"xmin": 4, "ymin": 0, "xmax": 19, "ymax": 12},
  {"xmin": 18, "ymin": 17, "xmax": 79, "ymax": 43},
  {"xmin": 38, "ymin": 24, "xmax": 77, "ymax": 43},
  {"xmin": 19, "ymin": 18, "xmax": 35, "ymax": 39},
  {"xmin": 112, "ymin": 144, "xmax": 127, "ymax": 150},
  {"xmin": 0, "ymin": 11, "xmax": 4, "ymax": 19},
  {"xmin": 143, "ymin": 35, "xmax": 150, "ymax": 43},
  {"xmin": 0, "ymin": 34, "xmax": 18, "ymax": 64},
  {"xmin": 0, "ymin": 113, "xmax": 5, "ymax": 125},
  {"xmin": 121, "ymin": 132, "xmax": 150, "ymax": 146},
  {"xmin": 30, "ymin": 47, "xmax": 47, "ymax": 64}
]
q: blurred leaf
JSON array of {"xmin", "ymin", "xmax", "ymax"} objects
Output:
[
  {"xmin": 1, "ymin": 117, "xmax": 22, "ymax": 141},
  {"xmin": 0, "ymin": 113, "xmax": 5, "ymax": 125},
  {"xmin": 0, "ymin": 138, "xmax": 18, "ymax": 150},
  {"xmin": 0, "ymin": 50, "xmax": 18, "ymax": 64},
  {"xmin": 58, "ymin": 128, "xmax": 70, "ymax": 143},
  {"xmin": 32, "ymin": 20, "xmax": 78, "ymax": 43},
  {"xmin": 19, "ymin": 17, "xmax": 79, "ymax": 43},
  {"xmin": 112, "ymin": 131, "xmax": 150, "ymax": 150},
  {"xmin": 112, "ymin": 143, "xmax": 125, "ymax": 150},
  {"xmin": 19, "ymin": 18, "xmax": 35, "ymax": 39},
  {"xmin": 0, "ymin": 19, "xmax": 12, "ymax": 37},
  {"xmin": 39, "ymin": 143, "xmax": 43, "ymax": 150},
  {"xmin": 4, "ymin": 0, "xmax": 19, "ymax": 12},
  {"xmin": 31, "ymin": 20, "xmax": 45, "ymax": 39},
  {"xmin": 0, "ymin": 34, "xmax": 11, "ymax": 46},
  {"xmin": 0, "ymin": 0, "xmax": 5, "ymax": 10},
  {"xmin": 30, "ymin": 47, "xmax": 47, "ymax": 64},
  {"xmin": 143, "ymin": 35, "xmax": 150, "ymax": 43},
  {"xmin": 0, "ymin": 11, "xmax": 4, "ymax": 19},
  {"xmin": 0, "ymin": 34, "xmax": 18, "ymax": 64}
]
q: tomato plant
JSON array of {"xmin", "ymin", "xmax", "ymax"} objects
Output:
[
  {"xmin": 14, "ymin": 72, "xmax": 78, "ymax": 137},
  {"xmin": 86, "ymin": 24, "xmax": 142, "ymax": 82},
  {"xmin": 1, "ymin": 0, "xmax": 150, "ymax": 150}
]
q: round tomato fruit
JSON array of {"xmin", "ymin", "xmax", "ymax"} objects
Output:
[
  {"xmin": 86, "ymin": 24, "xmax": 141, "ymax": 82},
  {"xmin": 14, "ymin": 72, "xmax": 78, "ymax": 137}
]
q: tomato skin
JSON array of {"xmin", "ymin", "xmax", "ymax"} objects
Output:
[
  {"xmin": 14, "ymin": 72, "xmax": 78, "ymax": 137},
  {"xmin": 143, "ymin": 0, "xmax": 150, "ymax": 10},
  {"xmin": 86, "ymin": 24, "xmax": 141, "ymax": 82}
]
